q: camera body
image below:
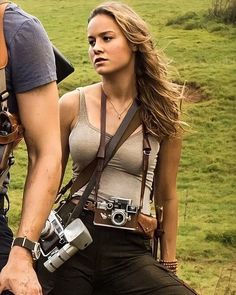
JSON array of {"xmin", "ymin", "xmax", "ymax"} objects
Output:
[
  {"xmin": 0, "ymin": 111, "xmax": 23, "ymax": 172},
  {"xmin": 94, "ymin": 197, "xmax": 139, "ymax": 230},
  {"xmin": 40, "ymin": 210, "xmax": 66, "ymax": 256},
  {"xmin": 40, "ymin": 211, "xmax": 92, "ymax": 272}
]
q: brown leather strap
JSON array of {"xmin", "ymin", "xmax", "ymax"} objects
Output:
[
  {"xmin": 60, "ymin": 89, "xmax": 107, "ymax": 199},
  {"xmin": 0, "ymin": 2, "xmax": 9, "ymax": 69},
  {"xmin": 0, "ymin": 127, "xmax": 20, "ymax": 144},
  {"xmin": 0, "ymin": 111, "xmax": 23, "ymax": 144},
  {"xmin": 139, "ymin": 124, "xmax": 151, "ymax": 209},
  {"xmin": 94, "ymin": 88, "xmax": 106, "ymax": 198},
  {"xmin": 151, "ymin": 145, "xmax": 164, "ymax": 259},
  {"xmin": 65, "ymin": 98, "xmax": 140, "ymax": 225},
  {"xmin": 97, "ymin": 89, "xmax": 106, "ymax": 160},
  {"xmin": 69, "ymin": 100, "xmax": 141, "ymax": 196}
]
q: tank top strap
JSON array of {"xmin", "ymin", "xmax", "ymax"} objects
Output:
[{"xmin": 76, "ymin": 87, "xmax": 87, "ymax": 121}]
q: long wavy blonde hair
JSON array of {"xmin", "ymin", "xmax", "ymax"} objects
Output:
[{"xmin": 88, "ymin": 2, "xmax": 183, "ymax": 139}]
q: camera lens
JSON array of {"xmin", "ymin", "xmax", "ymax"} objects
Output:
[
  {"xmin": 111, "ymin": 210, "xmax": 126, "ymax": 226},
  {"xmin": 2, "ymin": 121, "xmax": 12, "ymax": 133},
  {"xmin": 41, "ymin": 220, "xmax": 54, "ymax": 239}
]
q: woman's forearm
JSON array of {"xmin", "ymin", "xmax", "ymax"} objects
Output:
[{"xmin": 160, "ymin": 197, "xmax": 178, "ymax": 261}]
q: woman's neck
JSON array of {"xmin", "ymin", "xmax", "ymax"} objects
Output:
[{"xmin": 101, "ymin": 75, "xmax": 137, "ymax": 104}]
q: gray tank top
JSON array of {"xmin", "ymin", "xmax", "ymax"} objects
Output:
[{"xmin": 69, "ymin": 88, "xmax": 160, "ymax": 214}]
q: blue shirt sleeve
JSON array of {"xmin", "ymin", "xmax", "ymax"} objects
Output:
[{"xmin": 9, "ymin": 18, "xmax": 57, "ymax": 93}]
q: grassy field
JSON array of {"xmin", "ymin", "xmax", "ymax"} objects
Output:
[{"xmin": 9, "ymin": 0, "xmax": 236, "ymax": 294}]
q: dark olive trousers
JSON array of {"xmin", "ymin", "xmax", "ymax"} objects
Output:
[{"xmin": 37, "ymin": 211, "xmax": 198, "ymax": 295}]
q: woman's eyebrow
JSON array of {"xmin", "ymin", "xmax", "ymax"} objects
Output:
[{"xmin": 88, "ymin": 30, "xmax": 115, "ymax": 39}]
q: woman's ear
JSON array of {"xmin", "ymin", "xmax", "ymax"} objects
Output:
[{"xmin": 132, "ymin": 45, "xmax": 138, "ymax": 52}]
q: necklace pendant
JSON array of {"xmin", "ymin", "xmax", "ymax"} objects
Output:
[{"xmin": 118, "ymin": 115, "xmax": 121, "ymax": 119}]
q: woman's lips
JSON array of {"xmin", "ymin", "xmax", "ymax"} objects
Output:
[{"xmin": 94, "ymin": 57, "xmax": 107, "ymax": 64}]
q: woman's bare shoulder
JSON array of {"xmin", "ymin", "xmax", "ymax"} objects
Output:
[
  {"xmin": 83, "ymin": 83, "xmax": 101, "ymax": 100},
  {"xmin": 59, "ymin": 89, "xmax": 81, "ymax": 127},
  {"xmin": 60, "ymin": 89, "xmax": 80, "ymax": 107}
]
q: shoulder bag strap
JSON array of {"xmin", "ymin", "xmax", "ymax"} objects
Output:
[
  {"xmin": 56, "ymin": 94, "xmax": 141, "ymax": 204},
  {"xmin": 55, "ymin": 87, "xmax": 106, "ymax": 203},
  {"xmin": 69, "ymin": 97, "xmax": 141, "ymax": 196},
  {"xmin": 94, "ymin": 89, "xmax": 106, "ymax": 198},
  {"xmin": 151, "ymin": 143, "xmax": 164, "ymax": 260},
  {"xmin": 0, "ymin": 2, "xmax": 10, "ymax": 103},
  {"xmin": 138, "ymin": 124, "xmax": 151, "ymax": 210},
  {"xmin": 0, "ymin": 2, "xmax": 11, "ymax": 213}
]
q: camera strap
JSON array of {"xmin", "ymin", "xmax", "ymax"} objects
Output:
[
  {"xmin": 150, "ymin": 147, "xmax": 164, "ymax": 260},
  {"xmin": 0, "ymin": 1, "xmax": 10, "ymax": 105},
  {"xmin": 138, "ymin": 128, "xmax": 164, "ymax": 260},
  {"xmin": 64, "ymin": 89, "xmax": 141, "ymax": 226},
  {"xmin": 0, "ymin": 2, "xmax": 13, "ymax": 213},
  {"xmin": 139, "ymin": 124, "xmax": 151, "ymax": 209}
]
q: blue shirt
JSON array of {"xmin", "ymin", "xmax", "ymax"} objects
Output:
[{"xmin": 4, "ymin": 3, "xmax": 57, "ymax": 113}]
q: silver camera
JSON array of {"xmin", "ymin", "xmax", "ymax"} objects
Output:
[
  {"xmin": 94, "ymin": 197, "xmax": 138, "ymax": 230},
  {"xmin": 40, "ymin": 211, "xmax": 92, "ymax": 272}
]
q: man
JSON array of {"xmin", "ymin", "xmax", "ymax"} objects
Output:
[{"xmin": 0, "ymin": 2, "xmax": 61, "ymax": 294}]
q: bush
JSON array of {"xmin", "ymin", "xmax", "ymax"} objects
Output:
[
  {"xmin": 205, "ymin": 231, "xmax": 236, "ymax": 247},
  {"xmin": 166, "ymin": 11, "xmax": 197, "ymax": 26},
  {"xmin": 209, "ymin": 0, "xmax": 236, "ymax": 23}
]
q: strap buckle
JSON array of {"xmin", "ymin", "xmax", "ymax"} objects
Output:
[
  {"xmin": 143, "ymin": 149, "xmax": 151, "ymax": 156},
  {"xmin": 0, "ymin": 68, "xmax": 9, "ymax": 102}
]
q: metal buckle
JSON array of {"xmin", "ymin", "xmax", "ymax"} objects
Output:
[
  {"xmin": 143, "ymin": 149, "xmax": 151, "ymax": 155},
  {"xmin": 0, "ymin": 69, "xmax": 9, "ymax": 102}
]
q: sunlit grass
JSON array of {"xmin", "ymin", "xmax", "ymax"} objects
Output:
[{"xmin": 9, "ymin": 1, "xmax": 236, "ymax": 293}]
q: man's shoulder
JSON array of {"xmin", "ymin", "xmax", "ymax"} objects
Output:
[{"xmin": 4, "ymin": 3, "xmax": 42, "ymax": 45}]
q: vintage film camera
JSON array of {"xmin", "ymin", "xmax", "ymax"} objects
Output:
[
  {"xmin": 94, "ymin": 197, "xmax": 139, "ymax": 230},
  {"xmin": 0, "ymin": 111, "xmax": 23, "ymax": 172},
  {"xmin": 40, "ymin": 210, "xmax": 92, "ymax": 272}
]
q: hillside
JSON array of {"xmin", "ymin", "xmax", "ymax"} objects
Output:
[{"xmin": 9, "ymin": 0, "xmax": 236, "ymax": 294}]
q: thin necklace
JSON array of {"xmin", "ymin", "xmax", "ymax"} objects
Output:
[{"xmin": 107, "ymin": 97, "xmax": 133, "ymax": 119}]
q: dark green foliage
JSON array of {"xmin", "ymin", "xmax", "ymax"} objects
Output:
[
  {"xmin": 206, "ymin": 231, "xmax": 236, "ymax": 247},
  {"xmin": 166, "ymin": 1, "xmax": 236, "ymax": 31},
  {"xmin": 209, "ymin": 0, "xmax": 236, "ymax": 24},
  {"xmin": 166, "ymin": 12, "xmax": 199, "ymax": 26}
]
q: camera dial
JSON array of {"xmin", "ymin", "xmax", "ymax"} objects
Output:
[{"xmin": 106, "ymin": 202, "xmax": 113, "ymax": 210}]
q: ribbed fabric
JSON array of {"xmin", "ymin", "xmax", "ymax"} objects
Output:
[{"xmin": 69, "ymin": 88, "xmax": 160, "ymax": 214}]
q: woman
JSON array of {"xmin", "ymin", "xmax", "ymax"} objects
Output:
[{"xmin": 39, "ymin": 2, "xmax": 197, "ymax": 294}]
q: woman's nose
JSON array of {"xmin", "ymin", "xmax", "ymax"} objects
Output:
[{"xmin": 93, "ymin": 41, "xmax": 103, "ymax": 53}]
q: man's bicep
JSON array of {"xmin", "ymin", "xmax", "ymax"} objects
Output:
[{"xmin": 16, "ymin": 82, "xmax": 60, "ymax": 151}]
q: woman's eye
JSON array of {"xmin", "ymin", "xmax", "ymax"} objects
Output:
[
  {"xmin": 88, "ymin": 39, "xmax": 95, "ymax": 46},
  {"xmin": 103, "ymin": 36, "xmax": 112, "ymax": 42}
]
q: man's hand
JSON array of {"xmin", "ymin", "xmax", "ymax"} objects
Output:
[{"xmin": 0, "ymin": 247, "xmax": 42, "ymax": 295}]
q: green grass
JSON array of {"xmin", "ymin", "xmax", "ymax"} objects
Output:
[{"xmin": 8, "ymin": 0, "xmax": 236, "ymax": 294}]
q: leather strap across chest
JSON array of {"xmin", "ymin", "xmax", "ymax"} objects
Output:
[
  {"xmin": 65, "ymin": 89, "xmax": 142, "ymax": 225},
  {"xmin": 93, "ymin": 90, "xmax": 151, "ymax": 211}
]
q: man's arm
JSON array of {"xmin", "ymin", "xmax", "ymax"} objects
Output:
[{"xmin": 0, "ymin": 81, "xmax": 61, "ymax": 295}]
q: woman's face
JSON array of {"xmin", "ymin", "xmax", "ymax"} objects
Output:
[{"xmin": 87, "ymin": 14, "xmax": 135, "ymax": 76}]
